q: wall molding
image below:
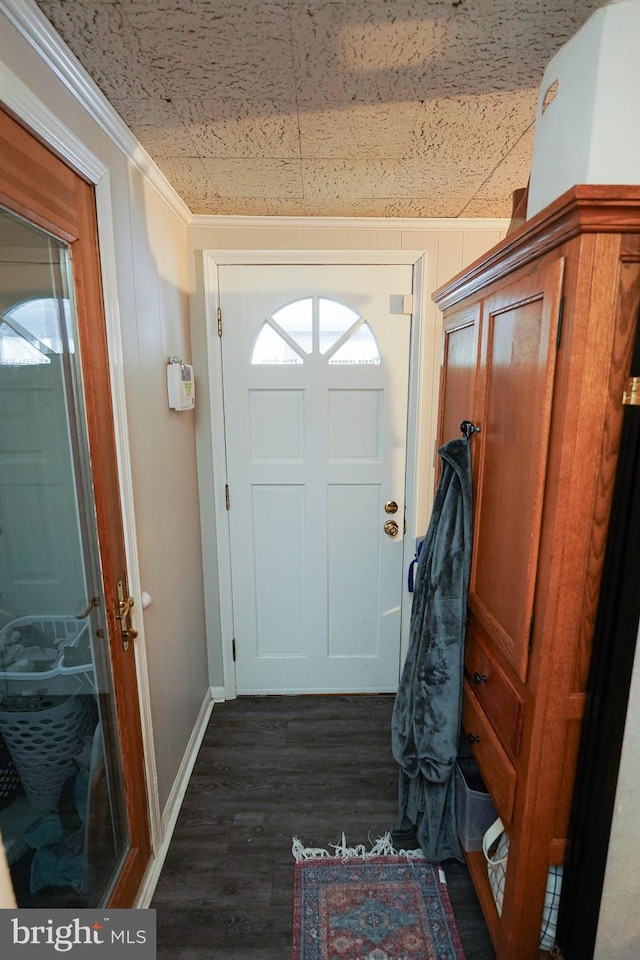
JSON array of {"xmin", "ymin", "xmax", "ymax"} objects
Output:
[
  {"xmin": 0, "ymin": 0, "xmax": 191, "ymax": 225},
  {"xmin": 134, "ymin": 688, "xmax": 215, "ymax": 908},
  {"xmin": 0, "ymin": 59, "xmax": 105, "ymax": 183},
  {"xmin": 200, "ymin": 250, "xmax": 431, "ymax": 265},
  {"xmin": 192, "ymin": 213, "xmax": 510, "ymax": 231}
]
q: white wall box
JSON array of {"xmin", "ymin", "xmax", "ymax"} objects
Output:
[{"xmin": 528, "ymin": 0, "xmax": 640, "ymax": 218}]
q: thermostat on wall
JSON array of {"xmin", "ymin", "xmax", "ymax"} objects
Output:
[{"xmin": 167, "ymin": 357, "xmax": 195, "ymax": 411}]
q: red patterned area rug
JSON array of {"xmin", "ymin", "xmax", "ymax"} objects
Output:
[{"xmin": 293, "ymin": 855, "xmax": 465, "ymax": 960}]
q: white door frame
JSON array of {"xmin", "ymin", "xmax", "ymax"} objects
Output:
[{"xmin": 202, "ymin": 249, "xmax": 432, "ymax": 700}]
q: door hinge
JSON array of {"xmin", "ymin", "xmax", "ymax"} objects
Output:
[
  {"xmin": 225, "ymin": 483, "xmax": 230, "ymax": 510},
  {"xmin": 232, "ymin": 637, "xmax": 237, "ymax": 662},
  {"xmin": 528, "ymin": 613, "xmax": 535, "ymax": 654},
  {"xmin": 217, "ymin": 306, "xmax": 222, "ymax": 337},
  {"xmin": 622, "ymin": 376, "xmax": 640, "ymax": 406},
  {"xmin": 556, "ymin": 296, "xmax": 564, "ymax": 349}
]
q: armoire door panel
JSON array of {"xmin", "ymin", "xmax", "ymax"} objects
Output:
[
  {"xmin": 469, "ymin": 259, "xmax": 564, "ymax": 681},
  {"xmin": 438, "ymin": 303, "xmax": 481, "ymax": 446}
]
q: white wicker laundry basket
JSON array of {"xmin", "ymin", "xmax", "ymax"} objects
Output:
[
  {"xmin": 0, "ymin": 616, "xmax": 92, "ymax": 697},
  {"xmin": 0, "ymin": 694, "xmax": 96, "ymax": 810}
]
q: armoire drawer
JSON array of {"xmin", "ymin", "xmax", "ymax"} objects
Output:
[
  {"xmin": 464, "ymin": 622, "xmax": 524, "ymax": 756},
  {"xmin": 462, "ymin": 680, "xmax": 517, "ymax": 825}
]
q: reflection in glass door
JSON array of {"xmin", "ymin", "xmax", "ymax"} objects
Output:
[{"xmin": 0, "ymin": 205, "xmax": 128, "ymax": 906}]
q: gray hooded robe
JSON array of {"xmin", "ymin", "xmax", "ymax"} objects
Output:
[{"xmin": 391, "ymin": 437, "xmax": 473, "ymax": 862}]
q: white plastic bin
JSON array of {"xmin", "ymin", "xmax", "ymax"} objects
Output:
[
  {"xmin": 455, "ymin": 757, "xmax": 497, "ymax": 853},
  {"xmin": 528, "ymin": 1, "xmax": 640, "ymax": 218}
]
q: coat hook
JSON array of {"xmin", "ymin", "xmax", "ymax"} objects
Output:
[{"xmin": 460, "ymin": 420, "xmax": 481, "ymax": 440}]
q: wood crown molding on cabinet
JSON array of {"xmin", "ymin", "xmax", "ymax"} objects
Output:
[{"xmin": 434, "ymin": 185, "xmax": 640, "ymax": 312}]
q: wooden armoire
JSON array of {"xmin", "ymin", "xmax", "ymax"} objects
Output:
[{"xmin": 433, "ymin": 186, "xmax": 640, "ymax": 960}]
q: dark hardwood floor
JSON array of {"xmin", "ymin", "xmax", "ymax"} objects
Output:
[{"xmin": 151, "ymin": 694, "xmax": 495, "ymax": 959}]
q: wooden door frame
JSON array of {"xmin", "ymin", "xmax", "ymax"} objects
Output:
[
  {"xmin": 200, "ymin": 250, "xmax": 431, "ymax": 699},
  {"xmin": 0, "ymin": 67, "xmax": 160, "ymax": 855},
  {"xmin": 0, "ymin": 96, "xmax": 159, "ymax": 899}
]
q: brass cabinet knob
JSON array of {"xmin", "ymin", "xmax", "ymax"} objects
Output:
[{"xmin": 384, "ymin": 520, "xmax": 399, "ymax": 537}]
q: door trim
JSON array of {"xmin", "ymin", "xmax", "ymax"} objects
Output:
[
  {"xmin": 0, "ymin": 61, "xmax": 161, "ymax": 850},
  {"xmin": 201, "ymin": 250, "xmax": 430, "ymax": 699}
]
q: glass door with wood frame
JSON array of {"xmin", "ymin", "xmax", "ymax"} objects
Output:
[{"xmin": 0, "ymin": 204, "xmax": 129, "ymax": 907}]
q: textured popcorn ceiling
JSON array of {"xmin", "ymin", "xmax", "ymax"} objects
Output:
[{"xmin": 35, "ymin": 0, "xmax": 608, "ymax": 218}]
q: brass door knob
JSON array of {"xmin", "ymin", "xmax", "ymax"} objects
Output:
[
  {"xmin": 384, "ymin": 500, "xmax": 399, "ymax": 514},
  {"xmin": 384, "ymin": 520, "xmax": 399, "ymax": 537}
]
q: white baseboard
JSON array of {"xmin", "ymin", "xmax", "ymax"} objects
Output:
[
  {"xmin": 210, "ymin": 685, "xmax": 226, "ymax": 702},
  {"xmin": 134, "ymin": 687, "xmax": 216, "ymax": 907}
]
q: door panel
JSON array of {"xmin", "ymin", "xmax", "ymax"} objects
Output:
[
  {"xmin": 220, "ymin": 263, "xmax": 412, "ymax": 693},
  {"xmin": 0, "ymin": 109, "xmax": 150, "ymax": 907},
  {"xmin": 468, "ymin": 259, "xmax": 564, "ymax": 681},
  {"xmin": 253, "ymin": 484, "xmax": 305, "ymax": 657},
  {"xmin": 327, "ymin": 482, "xmax": 382, "ymax": 658},
  {"xmin": 438, "ymin": 303, "xmax": 481, "ymax": 448}
]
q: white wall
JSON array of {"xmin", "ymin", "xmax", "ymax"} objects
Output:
[
  {"xmin": 0, "ymin": 2, "xmax": 210, "ymax": 836},
  {"xmin": 187, "ymin": 217, "xmax": 508, "ymax": 688}
]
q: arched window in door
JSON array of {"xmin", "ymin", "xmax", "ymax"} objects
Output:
[
  {"xmin": 0, "ymin": 297, "xmax": 73, "ymax": 365},
  {"xmin": 251, "ymin": 296, "xmax": 381, "ymax": 365}
]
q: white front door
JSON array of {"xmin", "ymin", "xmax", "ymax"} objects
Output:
[{"xmin": 219, "ymin": 263, "xmax": 413, "ymax": 693}]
